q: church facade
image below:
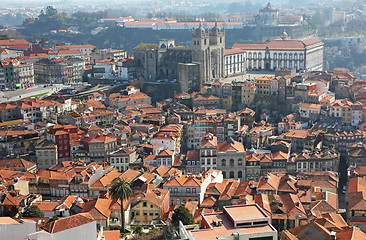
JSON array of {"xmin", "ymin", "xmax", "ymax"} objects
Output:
[{"xmin": 191, "ymin": 24, "xmax": 226, "ymax": 86}]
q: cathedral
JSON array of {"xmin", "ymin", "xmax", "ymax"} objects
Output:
[
  {"xmin": 191, "ymin": 24, "xmax": 226, "ymax": 86},
  {"xmin": 134, "ymin": 24, "xmax": 226, "ymax": 91}
]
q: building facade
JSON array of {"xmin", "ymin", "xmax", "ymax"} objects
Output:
[
  {"xmin": 192, "ymin": 24, "xmax": 225, "ymax": 86},
  {"xmin": 233, "ymin": 35, "xmax": 323, "ymax": 73}
]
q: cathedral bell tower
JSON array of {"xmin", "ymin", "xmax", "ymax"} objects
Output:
[{"xmin": 191, "ymin": 23, "xmax": 225, "ymax": 88}]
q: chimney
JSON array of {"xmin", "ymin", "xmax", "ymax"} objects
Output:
[{"xmin": 330, "ymin": 231, "xmax": 336, "ymax": 240}]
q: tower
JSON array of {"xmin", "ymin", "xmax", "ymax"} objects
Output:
[{"xmin": 192, "ymin": 23, "xmax": 225, "ymax": 88}]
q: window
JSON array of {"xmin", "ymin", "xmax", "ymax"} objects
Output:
[
  {"xmin": 230, "ymin": 159, "xmax": 234, "ymax": 166},
  {"xmin": 222, "ymin": 159, "xmax": 226, "ymax": 166},
  {"xmin": 230, "ymin": 171, "xmax": 234, "ymax": 178},
  {"xmin": 238, "ymin": 159, "xmax": 243, "ymax": 165},
  {"xmin": 192, "ymin": 188, "xmax": 196, "ymax": 193},
  {"xmin": 186, "ymin": 188, "xmax": 191, "ymax": 193},
  {"xmin": 223, "ymin": 171, "xmax": 226, "ymax": 178},
  {"xmin": 143, "ymin": 202, "xmax": 147, "ymax": 207},
  {"xmin": 238, "ymin": 171, "xmax": 243, "ymax": 178}
]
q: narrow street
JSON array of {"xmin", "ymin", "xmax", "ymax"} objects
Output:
[{"xmin": 338, "ymin": 155, "xmax": 348, "ymax": 219}]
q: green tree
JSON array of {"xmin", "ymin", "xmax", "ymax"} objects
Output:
[
  {"xmin": 47, "ymin": 215, "xmax": 59, "ymax": 223},
  {"xmin": 19, "ymin": 205, "xmax": 44, "ymax": 218},
  {"xmin": 46, "ymin": 6, "xmax": 58, "ymax": 17},
  {"xmin": 110, "ymin": 178, "xmax": 132, "ymax": 234},
  {"xmin": 132, "ymin": 224, "xmax": 143, "ymax": 235},
  {"xmin": 172, "ymin": 205, "xmax": 194, "ymax": 226}
]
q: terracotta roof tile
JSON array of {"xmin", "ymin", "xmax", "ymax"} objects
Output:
[{"xmin": 42, "ymin": 213, "xmax": 95, "ymax": 233}]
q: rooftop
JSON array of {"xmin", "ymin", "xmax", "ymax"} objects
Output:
[{"xmin": 189, "ymin": 204, "xmax": 275, "ymax": 240}]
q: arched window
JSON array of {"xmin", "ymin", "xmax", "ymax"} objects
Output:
[
  {"xmin": 230, "ymin": 159, "xmax": 234, "ymax": 166},
  {"xmin": 222, "ymin": 159, "xmax": 226, "ymax": 166},
  {"xmin": 294, "ymin": 53, "xmax": 298, "ymax": 60},
  {"xmin": 238, "ymin": 159, "xmax": 243, "ymax": 166},
  {"xmin": 258, "ymin": 53, "xmax": 262, "ymax": 60},
  {"xmin": 284, "ymin": 53, "xmax": 287, "ymax": 60},
  {"xmin": 274, "ymin": 53, "xmax": 277, "ymax": 60},
  {"xmin": 230, "ymin": 171, "xmax": 234, "ymax": 178},
  {"xmin": 238, "ymin": 171, "xmax": 242, "ymax": 178},
  {"xmin": 223, "ymin": 171, "xmax": 227, "ymax": 178},
  {"xmin": 279, "ymin": 53, "xmax": 282, "ymax": 60}
]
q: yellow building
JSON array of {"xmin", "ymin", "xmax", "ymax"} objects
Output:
[
  {"xmin": 131, "ymin": 184, "xmax": 170, "ymax": 224},
  {"xmin": 241, "ymin": 81, "xmax": 256, "ymax": 105},
  {"xmin": 341, "ymin": 99, "xmax": 352, "ymax": 126},
  {"xmin": 222, "ymin": 95, "xmax": 232, "ymax": 111},
  {"xmin": 255, "ymin": 76, "xmax": 272, "ymax": 96}
]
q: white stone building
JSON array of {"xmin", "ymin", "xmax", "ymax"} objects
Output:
[
  {"xmin": 233, "ymin": 35, "xmax": 324, "ymax": 73},
  {"xmin": 225, "ymin": 48, "xmax": 246, "ymax": 76}
]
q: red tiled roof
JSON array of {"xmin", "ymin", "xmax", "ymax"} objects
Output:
[
  {"xmin": 233, "ymin": 38, "xmax": 321, "ymax": 50},
  {"xmin": 42, "ymin": 213, "xmax": 95, "ymax": 233}
]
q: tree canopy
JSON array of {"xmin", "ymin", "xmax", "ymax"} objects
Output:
[
  {"xmin": 22, "ymin": 6, "xmax": 69, "ymax": 34},
  {"xmin": 47, "ymin": 215, "xmax": 59, "ymax": 223},
  {"xmin": 19, "ymin": 205, "xmax": 44, "ymax": 218},
  {"xmin": 172, "ymin": 205, "xmax": 194, "ymax": 226}
]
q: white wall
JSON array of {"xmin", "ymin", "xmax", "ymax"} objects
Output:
[
  {"xmin": 28, "ymin": 221, "xmax": 97, "ymax": 240},
  {"xmin": 0, "ymin": 220, "xmax": 36, "ymax": 240}
]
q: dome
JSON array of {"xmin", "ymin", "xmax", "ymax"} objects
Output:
[
  {"xmin": 212, "ymin": 22, "xmax": 220, "ymax": 33},
  {"xmin": 195, "ymin": 24, "xmax": 205, "ymax": 35},
  {"xmin": 261, "ymin": 3, "xmax": 277, "ymax": 12}
]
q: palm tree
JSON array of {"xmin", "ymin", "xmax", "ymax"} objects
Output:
[{"xmin": 110, "ymin": 178, "xmax": 132, "ymax": 234}]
